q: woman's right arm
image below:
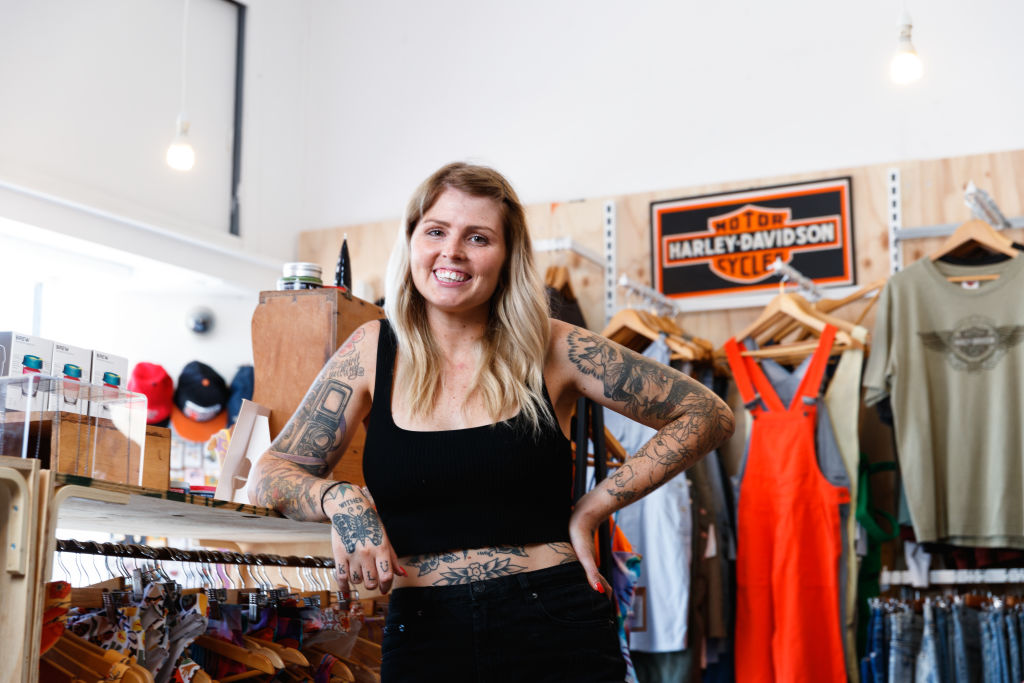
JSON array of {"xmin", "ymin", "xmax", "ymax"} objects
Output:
[
  {"xmin": 249, "ymin": 322, "xmax": 399, "ymax": 593},
  {"xmin": 248, "ymin": 322, "xmax": 376, "ymax": 518}
]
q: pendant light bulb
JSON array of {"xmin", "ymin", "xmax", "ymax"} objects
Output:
[
  {"xmin": 166, "ymin": 114, "xmax": 195, "ymax": 172},
  {"xmin": 889, "ymin": 14, "xmax": 922, "ymax": 85}
]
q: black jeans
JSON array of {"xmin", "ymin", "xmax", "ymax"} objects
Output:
[{"xmin": 381, "ymin": 561, "xmax": 626, "ymax": 682}]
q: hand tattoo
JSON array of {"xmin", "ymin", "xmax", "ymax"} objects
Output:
[{"xmin": 332, "ymin": 498, "xmax": 385, "ymax": 553}]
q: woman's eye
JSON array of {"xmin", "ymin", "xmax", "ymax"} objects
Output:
[
  {"xmin": 469, "ymin": 234, "xmax": 489, "ymax": 244},
  {"xmin": 425, "ymin": 228, "xmax": 443, "ymax": 237}
]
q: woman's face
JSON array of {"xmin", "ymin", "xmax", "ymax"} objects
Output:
[{"xmin": 409, "ymin": 187, "xmax": 507, "ymax": 318}]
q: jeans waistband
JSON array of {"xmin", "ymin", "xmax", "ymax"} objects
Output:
[{"xmin": 391, "ymin": 561, "xmax": 588, "ymax": 604}]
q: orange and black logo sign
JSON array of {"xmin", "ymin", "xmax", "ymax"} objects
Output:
[{"xmin": 651, "ymin": 178, "xmax": 854, "ymax": 300}]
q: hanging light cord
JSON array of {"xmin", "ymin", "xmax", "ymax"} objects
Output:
[{"xmin": 177, "ymin": 0, "xmax": 190, "ymax": 121}]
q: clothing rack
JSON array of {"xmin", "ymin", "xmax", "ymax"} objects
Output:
[
  {"xmin": 887, "ymin": 171, "xmax": 1024, "ymax": 273},
  {"xmin": 54, "ymin": 538, "xmax": 334, "ymax": 569},
  {"xmin": 882, "ymin": 568, "xmax": 1024, "ymax": 588},
  {"xmin": 617, "ymin": 274, "xmax": 682, "ymax": 317},
  {"xmin": 534, "ymin": 236, "xmax": 604, "ymax": 267},
  {"xmin": 766, "ymin": 258, "xmax": 824, "ymax": 301}
]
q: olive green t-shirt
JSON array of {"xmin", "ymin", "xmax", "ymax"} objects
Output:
[{"xmin": 863, "ymin": 254, "xmax": 1024, "ymax": 548}]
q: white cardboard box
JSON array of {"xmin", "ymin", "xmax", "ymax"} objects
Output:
[
  {"xmin": 0, "ymin": 331, "xmax": 55, "ymax": 411},
  {"xmin": 89, "ymin": 350, "xmax": 129, "ymax": 417},
  {"xmin": 49, "ymin": 342, "xmax": 93, "ymax": 412},
  {"xmin": 0, "ymin": 331, "xmax": 54, "ymax": 377}
]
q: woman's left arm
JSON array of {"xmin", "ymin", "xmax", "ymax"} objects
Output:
[{"xmin": 552, "ymin": 322, "xmax": 736, "ymax": 591}]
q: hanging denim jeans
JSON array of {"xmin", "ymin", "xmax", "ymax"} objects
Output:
[
  {"xmin": 933, "ymin": 602, "xmax": 954, "ymax": 683},
  {"xmin": 1004, "ymin": 611, "xmax": 1021, "ymax": 683},
  {"xmin": 868, "ymin": 604, "xmax": 888, "ymax": 683},
  {"xmin": 888, "ymin": 607, "xmax": 921, "ymax": 683},
  {"xmin": 861, "ymin": 654, "xmax": 873, "ymax": 683},
  {"xmin": 980, "ymin": 610, "xmax": 1008, "ymax": 683},
  {"xmin": 995, "ymin": 610, "xmax": 1011, "ymax": 683},
  {"xmin": 953, "ymin": 602, "xmax": 983, "ymax": 683},
  {"xmin": 915, "ymin": 601, "xmax": 940, "ymax": 683}
]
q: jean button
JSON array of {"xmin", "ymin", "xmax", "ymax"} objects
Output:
[{"xmin": 473, "ymin": 583, "xmax": 485, "ymax": 594}]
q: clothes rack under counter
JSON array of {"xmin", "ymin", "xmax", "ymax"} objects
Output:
[
  {"xmin": 48, "ymin": 473, "xmax": 330, "ymax": 544},
  {"xmin": 882, "ymin": 568, "xmax": 1024, "ymax": 588}
]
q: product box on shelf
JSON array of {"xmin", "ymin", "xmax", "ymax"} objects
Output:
[
  {"xmin": 89, "ymin": 350, "xmax": 129, "ymax": 418},
  {"xmin": 0, "ymin": 375, "xmax": 162, "ymax": 487},
  {"xmin": 0, "ymin": 331, "xmax": 54, "ymax": 411},
  {"xmin": 48, "ymin": 341, "xmax": 92, "ymax": 412}
]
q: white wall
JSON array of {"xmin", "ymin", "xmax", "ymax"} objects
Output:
[
  {"xmin": 0, "ymin": 218, "xmax": 252, "ymax": 387},
  {"xmin": 299, "ymin": 0, "xmax": 1024, "ymax": 228},
  {"xmin": 2, "ymin": 0, "xmax": 1023, "ymax": 382}
]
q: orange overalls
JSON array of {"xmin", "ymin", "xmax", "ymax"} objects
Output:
[{"xmin": 724, "ymin": 326, "xmax": 848, "ymax": 683}]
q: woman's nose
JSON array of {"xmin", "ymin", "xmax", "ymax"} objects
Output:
[{"xmin": 441, "ymin": 237, "xmax": 465, "ymax": 259}]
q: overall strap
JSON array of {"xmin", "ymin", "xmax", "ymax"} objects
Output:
[
  {"xmin": 723, "ymin": 338, "xmax": 756, "ymax": 405},
  {"xmin": 795, "ymin": 324, "xmax": 837, "ymax": 403}
]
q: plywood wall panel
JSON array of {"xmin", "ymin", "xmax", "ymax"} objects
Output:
[{"xmin": 299, "ymin": 149, "xmax": 1024, "ymax": 347}]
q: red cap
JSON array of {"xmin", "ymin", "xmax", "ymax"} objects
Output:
[{"xmin": 127, "ymin": 362, "xmax": 174, "ymax": 425}]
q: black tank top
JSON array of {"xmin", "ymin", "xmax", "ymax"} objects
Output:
[{"xmin": 362, "ymin": 320, "xmax": 573, "ymax": 557}]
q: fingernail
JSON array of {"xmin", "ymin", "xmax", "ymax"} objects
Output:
[
  {"xmin": 397, "ymin": 566, "xmax": 408, "ymax": 577},
  {"xmin": 594, "ymin": 582, "xmax": 605, "ymax": 594}
]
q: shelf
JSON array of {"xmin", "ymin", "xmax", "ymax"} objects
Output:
[
  {"xmin": 52, "ymin": 474, "xmax": 330, "ymax": 543},
  {"xmin": 881, "ymin": 568, "xmax": 1024, "ymax": 587}
]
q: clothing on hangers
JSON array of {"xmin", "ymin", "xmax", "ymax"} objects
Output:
[
  {"xmin": 606, "ymin": 336, "xmax": 695, "ymax": 655},
  {"xmin": 863, "ymin": 254, "xmax": 1024, "ymax": 548},
  {"xmin": 725, "ymin": 326, "xmax": 848, "ymax": 683}
]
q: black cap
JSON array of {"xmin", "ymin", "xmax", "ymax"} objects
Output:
[{"xmin": 172, "ymin": 361, "xmax": 229, "ymax": 441}]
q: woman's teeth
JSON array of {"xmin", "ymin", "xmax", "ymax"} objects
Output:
[{"xmin": 435, "ymin": 269, "xmax": 469, "ymax": 282}]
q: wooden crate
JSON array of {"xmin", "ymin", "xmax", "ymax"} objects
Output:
[
  {"xmin": 0, "ymin": 412, "xmax": 169, "ymax": 490},
  {"xmin": 251, "ymin": 288, "xmax": 384, "ymax": 486}
]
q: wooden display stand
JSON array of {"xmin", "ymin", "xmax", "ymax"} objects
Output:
[
  {"xmin": 1, "ymin": 413, "xmax": 169, "ymax": 490},
  {"xmin": 251, "ymin": 288, "xmax": 384, "ymax": 486}
]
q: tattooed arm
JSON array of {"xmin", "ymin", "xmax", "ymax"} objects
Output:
[
  {"xmin": 551, "ymin": 320, "xmax": 735, "ymax": 590},
  {"xmin": 248, "ymin": 322, "xmax": 375, "ymax": 519},
  {"xmin": 249, "ymin": 321, "xmax": 399, "ymax": 593}
]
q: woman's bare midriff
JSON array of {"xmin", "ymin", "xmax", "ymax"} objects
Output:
[{"xmin": 392, "ymin": 541, "xmax": 579, "ymax": 589}]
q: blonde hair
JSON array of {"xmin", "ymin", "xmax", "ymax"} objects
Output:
[{"xmin": 384, "ymin": 162, "xmax": 553, "ymax": 433}]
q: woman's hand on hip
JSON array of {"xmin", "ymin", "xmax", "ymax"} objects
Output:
[
  {"xmin": 568, "ymin": 503, "xmax": 612, "ymax": 597},
  {"xmin": 324, "ymin": 485, "xmax": 402, "ymax": 595}
]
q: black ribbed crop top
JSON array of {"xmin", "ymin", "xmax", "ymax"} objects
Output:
[{"xmin": 361, "ymin": 320, "xmax": 573, "ymax": 557}]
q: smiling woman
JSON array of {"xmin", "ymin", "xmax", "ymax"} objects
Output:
[
  {"xmin": 248, "ymin": 161, "xmax": 734, "ymax": 682},
  {"xmin": 408, "ymin": 188, "xmax": 508, "ymax": 318}
]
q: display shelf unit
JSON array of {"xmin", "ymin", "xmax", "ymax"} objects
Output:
[
  {"xmin": 49, "ymin": 473, "xmax": 330, "ymax": 542},
  {"xmin": 3, "ymin": 469, "xmax": 332, "ymax": 683}
]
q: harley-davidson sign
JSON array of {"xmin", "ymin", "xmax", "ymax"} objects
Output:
[{"xmin": 651, "ymin": 178, "xmax": 855, "ymax": 302}]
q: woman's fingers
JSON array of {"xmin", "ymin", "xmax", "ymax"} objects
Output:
[{"xmin": 568, "ymin": 514, "xmax": 612, "ymax": 598}]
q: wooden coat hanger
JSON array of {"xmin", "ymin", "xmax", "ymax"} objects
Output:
[
  {"xmin": 717, "ymin": 290, "xmax": 859, "ymax": 365},
  {"xmin": 732, "ymin": 291, "xmax": 860, "ymax": 350},
  {"xmin": 769, "ymin": 278, "xmax": 885, "ymax": 343},
  {"xmin": 194, "ymin": 634, "xmax": 276, "ymax": 674},
  {"xmin": 602, "ymin": 308, "xmax": 699, "ymax": 361},
  {"xmin": 54, "ymin": 631, "xmax": 154, "ymax": 683},
  {"xmin": 634, "ymin": 310, "xmax": 712, "ymax": 361},
  {"xmin": 931, "ymin": 219, "xmax": 1017, "ymax": 282},
  {"xmin": 303, "ymin": 644, "xmax": 357, "ymax": 682},
  {"xmin": 931, "ymin": 218, "xmax": 1017, "ymax": 261},
  {"xmin": 544, "ymin": 265, "xmax": 575, "ymax": 300},
  {"xmin": 245, "ymin": 634, "xmax": 309, "ymax": 667},
  {"xmin": 39, "ymin": 655, "xmax": 87, "ymax": 683},
  {"xmin": 241, "ymin": 635, "xmax": 286, "ymax": 669}
]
